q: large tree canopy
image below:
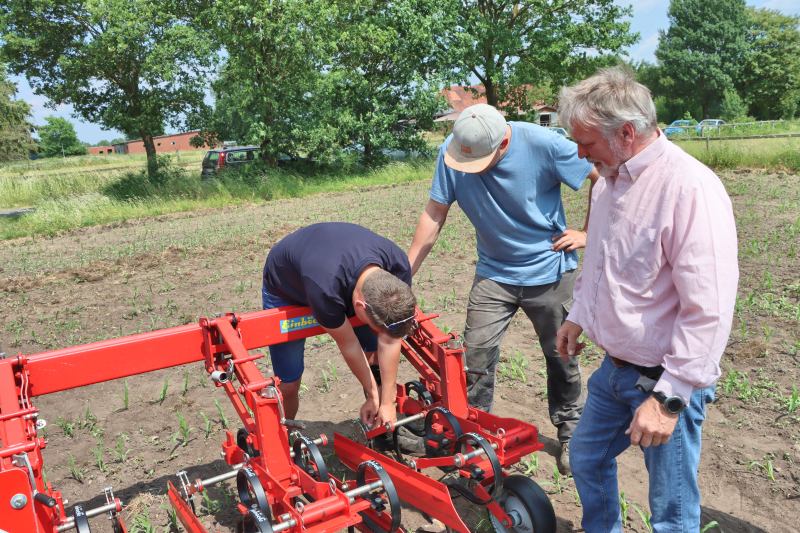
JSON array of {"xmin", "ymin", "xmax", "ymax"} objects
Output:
[
  {"xmin": 740, "ymin": 8, "xmax": 800, "ymax": 120},
  {"xmin": 200, "ymin": 0, "xmax": 333, "ymax": 164},
  {"xmin": 1, "ymin": 0, "xmax": 214, "ymax": 177},
  {"xmin": 445, "ymin": 0, "xmax": 637, "ymax": 110},
  {"xmin": 37, "ymin": 116, "xmax": 86, "ymax": 158},
  {"xmin": 0, "ymin": 65, "xmax": 36, "ymax": 161},
  {"xmin": 312, "ymin": 0, "xmax": 454, "ymax": 163},
  {"xmin": 200, "ymin": 0, "xmax": 453, "ymax": 165},
  {"xmin": 655, "ymin": 0, "xmax": 748, "ymax": 119}
]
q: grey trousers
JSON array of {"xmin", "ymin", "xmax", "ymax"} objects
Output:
[{"xmin": 464, "ymin": 270, "xmax": 583, "ymax": 442}]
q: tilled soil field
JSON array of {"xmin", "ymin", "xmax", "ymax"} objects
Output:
[{"xmin": 1, "ymin": 171, "xmax": 798, "ymax": 532}]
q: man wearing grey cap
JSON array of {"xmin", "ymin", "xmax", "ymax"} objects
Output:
[{"xmin": 408, "ymin": 103, "xmax": 598, "ymax": 474}]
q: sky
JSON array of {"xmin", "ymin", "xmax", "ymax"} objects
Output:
[{"xmin": 9, "ymin": 0, "xmax": 800, "ymax": 145}]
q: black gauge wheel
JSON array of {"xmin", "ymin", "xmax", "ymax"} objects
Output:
[
  {"xmin": 238, "ymin": 505, "xmax": 275, "ymax": 533},
  {"xmin": 292, "ymin": 433, "xmax": 330, "ymax": 483},
  {"xmin": 423, "ymin": 407, "xmax": 463, "ymax": 468},
  {"xmin": 488, "ymin": 475, "xmax": 556, "ymax": 533},
  {"xmin": 356, "ymin": 460, "xmax": 402, "ymax": 533},
  {"xmin": 237, "ymin": 466, "xmax": 269, "ymax": 515},
  {"xmin": 237, "ymin": 428, "xmax": 261, "ymax": 458},
  {"xmin": 403, "ymin": 381, "xmax": 434, "ymax": 437},
  {"xmin": 73, "ymin": 505, "xmax": 91, "ymax": 533},
  {"xmin": 452, "ymin": 432, "xmax": 504, "ymax": 501}
]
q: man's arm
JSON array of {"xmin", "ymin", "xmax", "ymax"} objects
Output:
[
  {"xmin": 407, "ymin": 199, "xmax": 450, "ymax": 275},
  {"xmin": 374, "ymin": 333, "xmax": 402, "ymax": 428},
  {"xmin": 325, "ymin": 321, "xmax": 380, "ymax": 425},
  {"xmin": 552, "ymin": 167, "xmax": 600, "ymax": 252}
]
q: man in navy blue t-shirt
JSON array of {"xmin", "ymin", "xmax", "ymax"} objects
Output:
[
  {"xmin": 262, "ymin": 223, "xmax": 416, "ymax": 428},
  {"xmin": 408, "ymin": 104, "xmax": 598, "ymax": 474}
]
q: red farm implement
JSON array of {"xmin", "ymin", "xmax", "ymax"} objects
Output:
[{"xmin": 0, "ymin": 306, "xmax": 556, "ymax": 532}]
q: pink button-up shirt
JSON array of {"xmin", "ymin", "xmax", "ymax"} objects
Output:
[{"xmin": 567, "ymin": 132, "xmax": 739, "ymax": 402}]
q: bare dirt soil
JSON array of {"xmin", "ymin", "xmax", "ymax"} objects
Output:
[{"xmin": 1, "ymin": 171, "xmax": 798, "ymax": 532}]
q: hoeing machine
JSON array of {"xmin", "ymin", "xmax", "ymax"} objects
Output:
[{"xmin": 0, "ymin": 306, "xmax": 556, "ymax": 532}]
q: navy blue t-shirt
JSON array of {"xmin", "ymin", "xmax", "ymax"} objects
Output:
[{"xmin": 262, "ymin": 223, "xmax": 412, "ymax": 329}]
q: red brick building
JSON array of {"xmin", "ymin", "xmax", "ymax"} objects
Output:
[
  {"xmin": 437, "ymin": 85, "xmax": 559, "ymax": 126},
  {"xmin": 111, "ymin": 130, "xmax": 212, "ymax": 155},
  {"xmin": 88, "ymin": 145, "xmax": 115, "ymax": 155}
]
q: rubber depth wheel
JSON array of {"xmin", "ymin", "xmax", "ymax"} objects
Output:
[{"xmin": 489, "ymin": 475, "xmax": 556, "ymax": 533}]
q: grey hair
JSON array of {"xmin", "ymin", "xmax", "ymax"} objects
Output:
[{"xmin": 558, "ymin": 66, "xmax": 658, "ymax": 137}]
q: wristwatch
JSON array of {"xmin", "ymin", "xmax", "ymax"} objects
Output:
[{"xmin": 653, "ymin": 391, "xmax": 686, "ymax": 414}]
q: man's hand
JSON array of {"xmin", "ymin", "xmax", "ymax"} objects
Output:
[
  {"xmin": 556, "ymin": 320, "xmax": 585, "ymax": 361},
  {"xmin": 626, "ymin": 396, "xmax": 678, "ymax": 447},
  {"xmin": 552, "ymin": 229, "xmax": 587, "ymax": 252},
  {"xmin": 360, "ymin": 396, "xmax": 380, "ymax": 427},
  {"xmin": 374, "ymin": 403, "xmax": 397, "ymax": 429}
]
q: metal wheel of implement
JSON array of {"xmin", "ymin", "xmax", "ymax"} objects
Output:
[
  {"xmin": 356, "ymin": 460, "xmax": 402, "ymax": 533},
  {"xmin": 355, "ymin": 419, "xmax": 376, "ymax": 449},
  {"xmin": 423, "ymin": 407, "xmax": 463, "ymax": 467},
  {"xmin": 292, "ymin": 433, "xmax": 330, "ymax": 483},
  {"xmin": 238, "ymin": 505, "xmax": 275, "ymax": 533},
  {"xmin": 453, "ymin": 432, "xmax": 503, "ymax": 499},
  {"xmin": 237, "ymin": 466, "xmax": 270, "ymax": 516},
  {"xmin": 403, "ymin": 380, "xmax": 433, "ymax": 437},
  {"xmin": 73, "ymin": 505, "xmax": 91, "ymax": 533},
  {"xmin": 237, "ymin": 428, "xmax": 261, "ymax": 458},
  {"xmin": 488, "ymin": 475, "xmax": 556, "ymax": 533}
]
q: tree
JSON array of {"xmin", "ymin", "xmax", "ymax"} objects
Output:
[
  {"xmin": 198, "ymin": 0, "xmax": 333, "ymax": 165},
  {"xmin": 719, "ymin": 88, "xmax": 748, "ymax": 122},
  {"xmin": 739, "ymin": 8, "xmax": 800, "ymax": 120},
  {"xmin": 443, "ymin": 1, "xmax": 637, "ymax": 109},
  {"xmin": 1, "ymin": 0, "xmax": 214, "ymax": 178},
  {"xmin": 0, "ymin": 65, "xmax": 36, "ymax": 161},
  {"xmin": 655, "ymin": 0, "xmax": 749, "ymax": 119},
  {"xmin": 313, "ymin": 0, "xmax": 454, "ymax": 164},
  {"xmin": 37, "ymin": 116, "xmax": 86, "ymax": 158}
]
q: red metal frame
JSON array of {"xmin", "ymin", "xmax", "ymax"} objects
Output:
[{"xmin": 0, "ymin": 305, "xmax": 546, "ymax": 532}]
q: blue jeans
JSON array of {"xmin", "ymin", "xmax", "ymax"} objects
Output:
[{"xmin": 570, "ymin": 355, "xmax": 715, "ymax": 533}]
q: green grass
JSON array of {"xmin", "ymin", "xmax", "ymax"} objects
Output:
[
  {"xmin": 0, "ymin": 154, "xmax": 434, "ymax": 240},
  {"xmin": 674, "ymin": 137, "xmax": 800, "ymax": 171}
]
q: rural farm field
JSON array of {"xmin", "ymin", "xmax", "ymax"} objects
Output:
[{"xmin": 1, "ymin": 168, "xmax": 798, "ymax": 532}]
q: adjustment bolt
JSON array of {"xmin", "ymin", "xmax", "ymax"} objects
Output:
[{"xmin": 10, "ymin": 493, "xmax": 27, "ymax": 509}]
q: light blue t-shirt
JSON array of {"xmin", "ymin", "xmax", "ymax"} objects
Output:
[{"xmin": 430, "ymin": 122, "xmax": 592, "ymax": 286}]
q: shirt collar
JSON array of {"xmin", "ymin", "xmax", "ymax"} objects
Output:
[{"xmin": 620, "ymin": 130, "xmax": 666, "ymax": 182}]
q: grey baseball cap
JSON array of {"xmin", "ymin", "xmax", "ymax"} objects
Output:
[{"xmin": 444, "ymin": 103, "xmax": 507, "ymax": 173}]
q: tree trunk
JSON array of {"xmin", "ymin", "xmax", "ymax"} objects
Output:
[
  {"xmin": 484, "ymin": 79, "xmax": 498, "ymax": 108},
  {"xmin": 142, "ymin": 133, "xmax": 158, "ymax": 180}
]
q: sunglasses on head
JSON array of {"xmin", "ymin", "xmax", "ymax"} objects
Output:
[{"xmin": 363, "ymin": 302, "xmax": 417, "ymax": 335}]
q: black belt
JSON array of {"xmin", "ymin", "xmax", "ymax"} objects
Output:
[{"xmin": 609, "ymin": 356, "xmax": 664, "ymax": 381}]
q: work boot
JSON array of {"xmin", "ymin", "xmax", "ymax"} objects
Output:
[
  {"xmin": 556, "ymin": 441, "xmax": 571, "ymax": 476},
  {"xmin": 395, "ymin": 426, "xmax": 425, "ymax": 456}
]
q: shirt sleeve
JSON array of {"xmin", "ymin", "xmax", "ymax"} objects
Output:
[
  {"xmin": 655, "ymin": 177, "xmax": 739, "ymax": 403},
  {"xmin": 549, "ymin": 134, "xmax": 593, "ymax": 191},
  {"xmin": 429, "ymin": 142, "xmax": 456, "ymax": 205}
]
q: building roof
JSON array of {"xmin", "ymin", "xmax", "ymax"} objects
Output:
[{"xmin": 437, "ymin": 84, "xmax": 555, "ymax": 121}]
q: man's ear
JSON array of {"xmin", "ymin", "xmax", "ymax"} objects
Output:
[{"xmin": 620, "ymin": 122, "xmax": 636, "ymax": 146}]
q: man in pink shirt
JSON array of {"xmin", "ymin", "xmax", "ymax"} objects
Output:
[{"xmin": 555, "ymin": 67, "xmax": 739, "ymax": 532}]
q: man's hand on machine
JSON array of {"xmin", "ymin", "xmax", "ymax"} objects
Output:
[
  {"xmin": 374, "ymin": 403, "xmax": 397, "ymax": 429},
  {"xmin": 360, "ymin": 396, "xmax": 380, "ymax": 427}
]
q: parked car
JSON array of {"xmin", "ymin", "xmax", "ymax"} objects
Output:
[
  {"xmin": 663, "ymin": 119, "xmax": 697, "ymax": 138},
  {"xmin": 201, "ymin": 146, "xmax": 260, "ymax": 177},
  {"xmin": 547, "ymin": 126, "xmax": 569, "ymax": 137},
  {"xmin": 695, "ymin": 119, "xmax": 725, "ymax": 136}
]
